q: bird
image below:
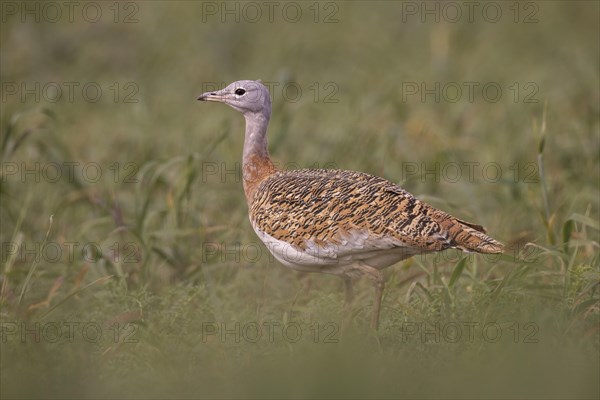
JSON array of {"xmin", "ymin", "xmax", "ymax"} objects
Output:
[{"xmin": 198, "ymin": 80, "xmax": 503, "ymax": 330}]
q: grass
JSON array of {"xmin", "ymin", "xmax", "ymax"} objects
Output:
[{"xmin": 1, "ymin": 2, "xmax": 599, "ymax": 399}]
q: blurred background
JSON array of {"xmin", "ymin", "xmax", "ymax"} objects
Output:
[{"xmin": 1, "ymin": 1, "xmax": 598, "ymax": 399}]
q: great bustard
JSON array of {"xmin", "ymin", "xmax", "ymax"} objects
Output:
[{"xmin": 198, "ymin": 80, "xmax": 503, "ymax": 330}]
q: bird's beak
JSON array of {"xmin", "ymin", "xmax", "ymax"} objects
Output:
[{"xmin": 197, "ymin": 91, "xmax": 225, "ymax": 102}]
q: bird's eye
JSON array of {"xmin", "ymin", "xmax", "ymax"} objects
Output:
[{"xmin": 235, "ymin": 88, "xmax": 246, "ymax": 96}]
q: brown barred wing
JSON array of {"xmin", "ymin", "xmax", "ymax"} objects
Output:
[{"xmin": 248, "ymin": 169, "xmax": 463, "ymax": 254}]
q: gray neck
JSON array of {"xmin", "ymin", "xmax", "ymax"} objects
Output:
[{"xmin": 242, "ymin": 112, "xmax": 271, "ymax": 163}]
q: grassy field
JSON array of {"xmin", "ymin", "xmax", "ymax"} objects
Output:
[{"xmin": 1, "ymin": 1, "xmax": 599, "ymax": 399}]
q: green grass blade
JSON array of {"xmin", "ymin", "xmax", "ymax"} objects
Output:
[
  {"xmin": 448, "ymin": 256, "xmax": 469, "ymax": 288},
  {"xmin": 568, "ymin": 213, "xmax": 600, "ymax": 231},
  {"xmin": 17, "ymin": 214, "xmax": 54, "ymax": 305}
]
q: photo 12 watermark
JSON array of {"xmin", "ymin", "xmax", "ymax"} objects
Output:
[
  {"xmin": 397, "ymin": 321, "xmax": 540, "ymax": 344},
  {"xmin": 400, "ymin": 161, "xmax": 539, "ymax": 184},
  {"xmin": 400, "ymin": 1, "xmax": 540, "ymax": 24},
  {"xmin": 200, "ymin": 321, "xmax": 339, "ymax": 343},
  {"xmin": 1, "ymin": 240, "xmax": 142, "ymax": 265},
  {"xmin": 200, "ymin": 81, "xmax": 340, "ymax": 104},
  {"xmin": 1, "ymin": 1, "xmax": 140, "ymax": 24},
  {"xmin": 400, "ymin": 81, "xmax": 540, "ymax": 104},
  {"xmin": 198, "ymin": 1, "xmax": 340, "ymax": 24},
  {"xmin": 200, "ymin": 161, "xmax": 340, "ymax": 184},
  {"xmin": 1, "ymin": 161, "xmax": 139, "ymax": 185},
  {"xmin": 1, "ymin": 321, "xmax": 138, "ymax": 344},
  {"xmin": 1, "ymin": 81, "xmax": 140, "ymax": 104}
]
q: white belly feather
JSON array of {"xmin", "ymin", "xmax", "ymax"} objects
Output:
[{"xmin": 251, "ymin": 222, "xmax": 421, "ymax": 276}]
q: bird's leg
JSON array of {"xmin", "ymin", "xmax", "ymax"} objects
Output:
[
  {"xmin": 355, "ymin": 262, "xmax": 385, "ymax": 331},
  {"xmin": 371, "ymin": 277, "xmax": 385, "ymax": 331},
  {"xmin": 340, "ymin": 277, "xmax": 355, "ymax": 332},
  {"xmin": 343, "ymin": 277, "xmax": 354, "ymax": 306}
]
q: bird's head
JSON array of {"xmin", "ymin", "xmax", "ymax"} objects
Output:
[{"xmin": 197, "ymin": 80, "xmax": 271, "ymax": 117}]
